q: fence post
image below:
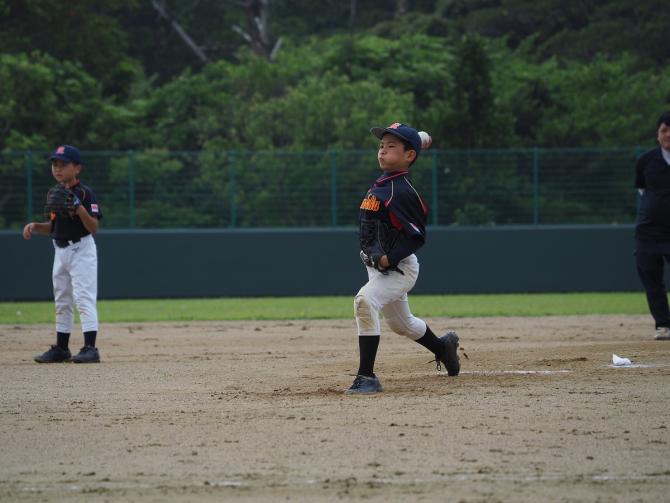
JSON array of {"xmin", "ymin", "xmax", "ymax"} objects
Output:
[
  {"xmin": 127, "ymin": 150, "xmax": 136, "ymax": 229},
  {"xmin": 532, "ymin": 147, "xmax": 540, "ymax": 224},
  {"xmin": 229, "ymin": 150, "xmax": 237, "ymax": 228},
  {"xmin": 25, "ymin": 151, "xmax": 34, "ymax": 220},
  {"xmin": 330, "ymin": 150, "xmax": 338, "ymax": 226},
  {"xmin": 431, "ymin": 150, "xmax": 438, "ymax": 225}
]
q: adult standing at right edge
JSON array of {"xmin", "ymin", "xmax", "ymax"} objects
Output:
[{"xmin": 635, "ymin": 111, "xmax": 670, "ymax": 340}]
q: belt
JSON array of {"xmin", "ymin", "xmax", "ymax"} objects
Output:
[{"xmin": 54, "ymin": 237, "xmax": 81, "ymax": 248}]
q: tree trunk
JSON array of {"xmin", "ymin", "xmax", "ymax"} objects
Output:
[
  {"xmin": 151, "ymin": 0, "xmax": 210, "ymax": 64},
  {"xmin": 234, "ymin": 0, "xmax": 280, "ymax": 60},
  {"xmin": 349, "ymin": 0, "xmax": 357, "ymax": 28},
  {"xmin": 395, "ymin": 0, "xmax": 409, "ymax": 18}
]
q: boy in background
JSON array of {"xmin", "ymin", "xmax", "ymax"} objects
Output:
[{"xmin": 23, "ymin": 145, "xmax": 103, "ymax": 363}]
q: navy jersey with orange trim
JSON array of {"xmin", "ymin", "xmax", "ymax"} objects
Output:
[
  {"xmin": 49, "ymin": 181, "xmax": 103, "ymax": 241},
  {"xmin": 359, "ymin": 170, "xmax": 428, "ymax": 264}
]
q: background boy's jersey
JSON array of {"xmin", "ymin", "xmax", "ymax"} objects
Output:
[
  {"xmin": 50, "ymin": 182, "xmax": 103, "ymax": 241},
  {"xmin": 358, "ymin": 170, "xmax": 428, "ymax": 266}
]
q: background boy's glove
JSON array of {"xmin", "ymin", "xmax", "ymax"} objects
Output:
[{"xmin": 45, "ymin": 184, "xmax": 81, "ymax": 215}]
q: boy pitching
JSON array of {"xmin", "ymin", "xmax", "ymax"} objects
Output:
[
  {"xmin": 23, "ymin": 145, "xmax": 103, "ymax": 363},
  {"xmin": 346, "ymin": 122, "xmax": 460, "ymax": 394}
]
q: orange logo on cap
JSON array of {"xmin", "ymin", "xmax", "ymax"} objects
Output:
[
  {"xmin": 388, "ymin": 122, "xmax": 401, "ymax": 129},
  {"xmin": 56, "ymin": 146, "xmax": 65, "ymax": 154}
]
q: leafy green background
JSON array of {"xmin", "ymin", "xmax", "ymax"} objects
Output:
[
  {"xmin": 1, "ymin": 1, "xmax": 665, "ymax": 229},
  {"xmin": 1, "ymin": 0, "xmax": 668, "ymax": 152}
]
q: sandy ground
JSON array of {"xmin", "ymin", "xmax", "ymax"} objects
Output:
[{"xmin": 0, "ymin": 315, "xmax": 669, "ymax": 502}]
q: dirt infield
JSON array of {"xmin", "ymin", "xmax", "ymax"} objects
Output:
[{"xmin": 1, "ymin": 315, "xmax": 669, "ymax": 502}]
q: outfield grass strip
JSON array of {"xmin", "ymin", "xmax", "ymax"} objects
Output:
[{"xmin": 0, "ymin": 292, "xmax": 646, "ymax": 324}]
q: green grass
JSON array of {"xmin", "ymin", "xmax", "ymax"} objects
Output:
[{"xmin": 0, "ymin": 292, "xmax": 647, "ymax": 324}]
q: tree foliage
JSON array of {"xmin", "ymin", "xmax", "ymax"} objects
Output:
[
  {"xmin": 2, "ymin": 0, "xmax": 669, "ymax": 151},
  {"xmin": 2, "ymin": 0, "xmax": 669, "ymax": 229}
]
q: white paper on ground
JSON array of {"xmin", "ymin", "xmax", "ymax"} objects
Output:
[{"xmin": 612, "ymin": 354, "xmax": 632, "ymax": 366}]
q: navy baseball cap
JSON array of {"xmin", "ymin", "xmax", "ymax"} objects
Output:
[
  {"xmin": 49, "ymin": 145, "xmax": 81, "ymax": 164},
  {"xmin": 371, "ymin": 122, "xmax": 422, "ymax": 158}
]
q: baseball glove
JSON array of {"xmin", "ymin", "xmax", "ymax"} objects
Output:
[
  {"xmin": 359, "ymin": 219, "xmax": 404, "ymax": 275},
  {"xmin": 360, "ymin": 250, "xmax": 387, "ymax": 273},
  {"xmin": 45, "ymin": 184, "xmax": 81, "ymax": 216}
]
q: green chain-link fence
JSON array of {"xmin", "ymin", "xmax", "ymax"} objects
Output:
[{"xmin": 1, "ymin": 148, "xmax": 642, "ymax": 230}]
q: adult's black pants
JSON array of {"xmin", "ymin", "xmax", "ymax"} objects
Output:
[{"xmin": 635, "ymin": 240, "xmax": 670, "ymax": 328}]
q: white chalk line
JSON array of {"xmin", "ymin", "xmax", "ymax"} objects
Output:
[
  {"xmin": 16, "ymin": 472, "xmax": 670, "ymax": 494},
  {"xmin": 449, "ymin": 364, "xmax": 670, "ymax": 374},
  {"xmin": 605, "ymin": 363, "xmax": 670, "ymax": 369},
  {"xmin": 459, "ymin": 369, "xmax": 572, "ymax": 375}
]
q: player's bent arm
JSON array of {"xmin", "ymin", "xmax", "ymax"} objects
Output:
[
  {"xmin": 22, "ymin": 222, "xmax": 51, "ymax": 240},
  {"xmin": 386, "ymin": 235, "xmax": 425, "ymax": 267},
  {"xmin": 76, "ymin": 206, "xmax": 99, "ymax": 234}
]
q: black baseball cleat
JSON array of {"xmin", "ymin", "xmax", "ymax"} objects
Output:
[
  {"xmin": 34, "ymin": 345, "xmax": 71, "ymax": 363},
  {"xmin": 345, "ymin": 374, "xmax": 383, "ymax": 394},
  {"xmin": 72, "ymin": 346, "xmax": 101, "ymax": 363},
  {"xmin": 438, "ymin": 331, "xmax": 460, "ymax": 376}
]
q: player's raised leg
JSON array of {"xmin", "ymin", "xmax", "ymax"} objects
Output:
[{"xmin": 383, "ymin": 294, "xmax": 460, "ymax": 376}]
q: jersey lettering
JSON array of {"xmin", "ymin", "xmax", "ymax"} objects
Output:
[{"xmin": 360, "ymin": 195, "xmax": 381, "ymax": 212}]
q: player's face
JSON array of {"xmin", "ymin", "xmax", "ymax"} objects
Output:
[
  {"xmin": 51, "ymin": 160, "xmax": 80, "ymax": 185},
  {"xmin": 658, "ymin": 123, "xmax": 670, "ymax": 151},
  {"xmin": 377, "ymin": 134, "xmax": 416, "ymax": 171}
]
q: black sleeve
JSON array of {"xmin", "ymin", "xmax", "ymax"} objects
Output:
[
  {"xmin": 635, "ymin": 151, "xmax": 649, "ymax": 189},
  {"xmin": 85, "ymin": 189, "xmax": 103, "ymax": 220},
  {"xmin": 75, "ymin": 185, "xmax": 103, "ymax": 220},
  {"xmin": 386, "ymin": 235, "xmax": 424, "ymax": 266}
]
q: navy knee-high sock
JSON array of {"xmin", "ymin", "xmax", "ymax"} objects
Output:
[
  {"xmin": 84, "ymin": 331, "xmax": 97, "ymax": 347},
  {"xmin": 56, "ymin": 332, "xmax": 70, "ymax": 350},
  {"xmin": 415, "ymin": 325, "xmax": 443, "ymax": 356},
  {"xmin": 357, "ymin": 335, "xmax": 380, "ymax": 377}
]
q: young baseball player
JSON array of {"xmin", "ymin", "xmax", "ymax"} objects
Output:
[
  {"xmin": 346, "ymin": 122, "xmax": 460, "ymax": 394},
  {"xmin": 23, "ymin": 145, "xmax": 103, "ymax": 363}
]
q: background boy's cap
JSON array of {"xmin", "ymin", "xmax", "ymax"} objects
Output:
[
  {"xmin": 49, "ymin": 145, "xmax": 81, "ymax": 164},
  {"xmin": 371, "ymin": 122, "xmax": 422, "ymax": 157}
]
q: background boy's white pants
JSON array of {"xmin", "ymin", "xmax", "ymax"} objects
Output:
[
  {"xmin": 52, "ymin": 234, "xmax": 98, "ymax": 334},
  {"xmin": 354, "ymin": 254, "xmax": 427, "ymax": 340}
]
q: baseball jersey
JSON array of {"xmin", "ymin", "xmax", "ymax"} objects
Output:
[
  {"xmin": 49, "ymin": 181, "xmax": 103, "ymax": 241},
  {"xmin": 359, "ymin": 170, "xmax": 429, "ymax": 266},
  {"xmin": 635, "ymin": 148, "xmax": 670, "ymax": 241}
]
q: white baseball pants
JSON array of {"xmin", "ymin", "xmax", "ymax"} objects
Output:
[
  {"xmin": 52, "ymin": 234, "xmax": 99, "ymax": 334},
  {"xmin": 354, "ymin": 254, "xmax": 427, "ymax": 340}
]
